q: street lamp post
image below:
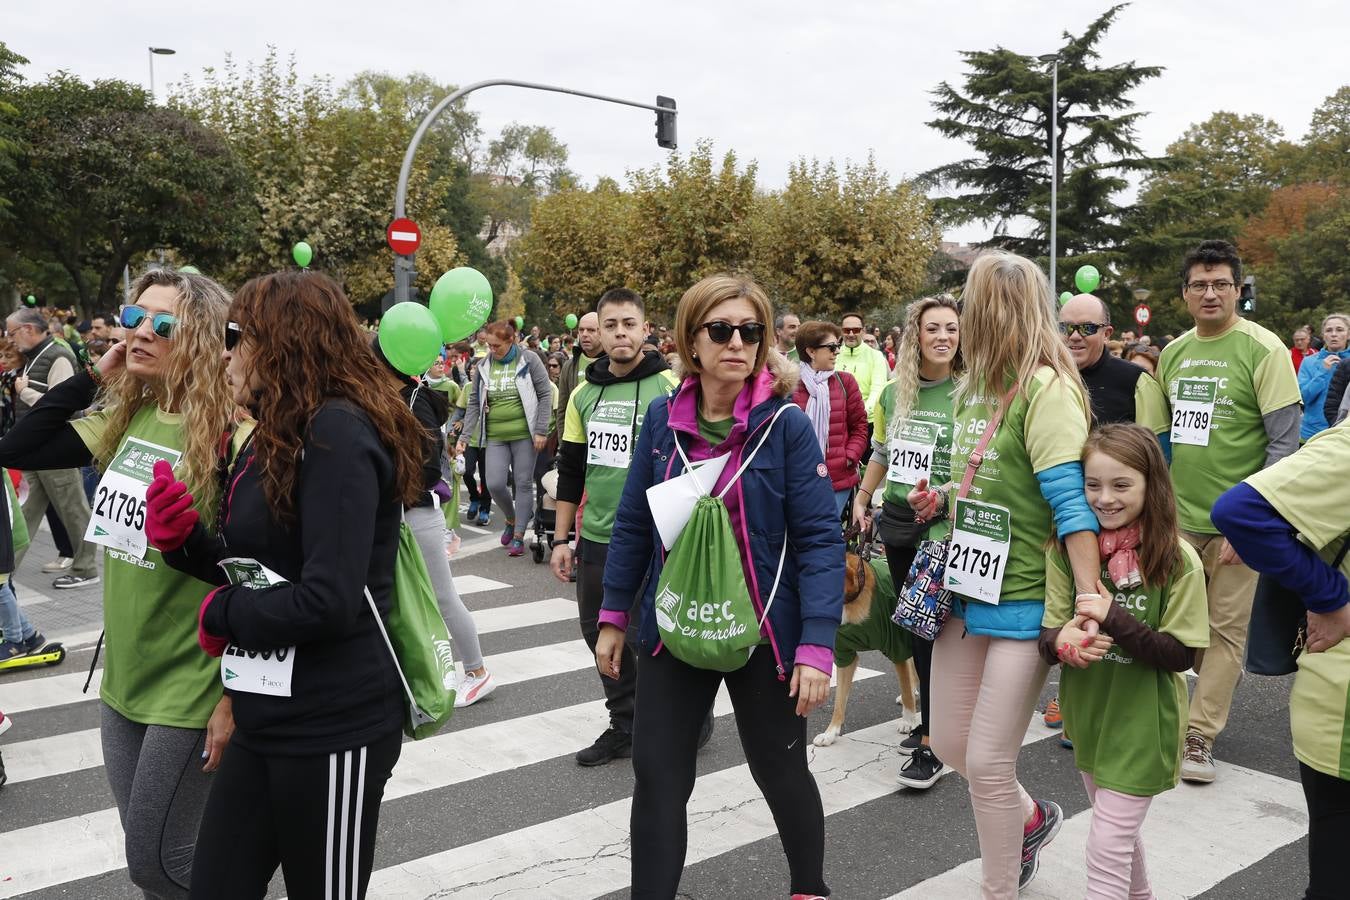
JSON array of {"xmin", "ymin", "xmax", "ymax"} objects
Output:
[
  {"xmin": 391, "ymin": 79, "xmax": 678, "ymax": 303},
  {"xmin": 1038, "ymin": 53, "xmax": 1059, "ymax": 295},
  {"xmin": 148, "ymin": 46, "xmax": 175, "ymax": 104}
]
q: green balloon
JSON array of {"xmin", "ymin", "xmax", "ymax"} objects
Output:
[
  {"xmin": 178, "ymin": 265, "xmax": 201, "ymax": 275},
  {"xmin": 292, "ymin": 241, "xmax": 313, "ymax": 268},
  {"xmin": 379, "ymin": 302, "xmax": 443, "ymax": 377},
  {"xmin": 564, "ymin": 313, "xmax": 578, "ymax": 329},
  {"xmin": 428, "ymin": 267, "xmax": 494, "ymax": 342},
  {"xmin": 24, "ymin": 294, "xmax": 36, "ymax": 306},
  {"xmin": 1074, "ymin": 264, "xmax": 1101, "ymax": 293},
  {"xmin": 1059, "ymin": 291, "xmax": 1074, "ymax": 306}
]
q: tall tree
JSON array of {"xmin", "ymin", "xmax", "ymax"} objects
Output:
[{"xmin": 922, "ymin": 3, "xmax": 1167, "ymax": 295}]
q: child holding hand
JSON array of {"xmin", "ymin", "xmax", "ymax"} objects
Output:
[{"xmin": 1039, "ymin": 423, "xmax": 1210, "ymax": 899}]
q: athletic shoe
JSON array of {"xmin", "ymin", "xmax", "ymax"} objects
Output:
[
  {"xmin": 476, "ymin": 509, "xmax": 490, "ymax": 527},
  {"xmin": 1019, "ymin": 798, "xmax": 1064, "ymax": 890},
  {"xmin": 576, "ymin": 727, "xmax": 632, "ymax": 767},
  {"xmin": 1060, "ymin": 735, "xmax": 1074, "ymax": 749},
  {"xmin": 454, "ymin": 670, "xmax": 496, "ymax": 708},
  {"xmin": 42, "ymin": 557, "xmax": 73, "ymax": 573},
  {"xmin": 500, "ymin": 521, "xmax": 515, "ymax": 546},
  {"xmin": 900, "ymin": 729, "xmax": 924, "ymax": 751},
  {"xmin": 467, "ymin": 499, "xmax": 480, "ymax": 521},
  {"xmin": 896, "ymin": 746, "xmax": 947, "ymax": 790},
  {"xmin": 52, "ymin": 574, "xmax": 99, "ymax": 590},
  {"xmin": 1180, "ymin": 730, "xmax": 1216, "ymax": 783},
  {"xmin": 1043, "ymin": 697, "xmax": 1063, "ymax": 728},
  {"xmin": 21, "ymin": 632, "xmax": 45, "ymax": 654},
  {"xmin": 791, "ymin": 895, "xmax": 829, "ymax": 900},
  {"xmin": 0, "ymin": 710, "xmax": 11, "ymax": 738},
  {"xmin": 0, "ymin": 641, "xmax": 26, "ymax": 663},
  {"xmin": 507, "ymin": 538, "xmax": 525, "ymax": 557}
]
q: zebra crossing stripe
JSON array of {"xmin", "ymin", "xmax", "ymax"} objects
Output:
[{"xmin": 888, "ymin": 760, "xmax": 1307, "ymax": 899}]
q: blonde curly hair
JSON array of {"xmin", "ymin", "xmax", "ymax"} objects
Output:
[{"xmin": 884, "ymin": 295, "xmax": 963, "ymax": 442}]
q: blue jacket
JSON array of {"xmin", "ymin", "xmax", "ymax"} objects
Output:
[
  {"xmin": 1298, "ymin": 348, "xmax": 1350, "ymax": 440},
  {"xmin": 601, "ymin": 364, "xmax": 844, "ymax": 677}
]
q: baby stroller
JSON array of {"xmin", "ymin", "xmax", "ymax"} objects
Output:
[{"xmin": 531, "ymin": 468, "xmax": 560, "ymax": 564}]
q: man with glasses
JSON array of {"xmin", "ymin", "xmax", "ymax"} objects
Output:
[
  {"xmin": 774, "ymin": 312, "xmax": 800, "ymax": 362},
  {"xmin": 1058, "ymin": 293, "xmax": 1170, "ymax": 440},
  {"xmin": 1158, "ymin": 239, "xmax": 1301, "ymax": 784},
  {"xmin": 836, "ymin": 313, "xmax": 888, "ymax": 425},
  {"xmin": 3, "ymin": 308, "xmax": 99, "ymax": 589}
]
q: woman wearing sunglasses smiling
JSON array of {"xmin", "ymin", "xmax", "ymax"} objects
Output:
[
  {"xmin": 597, "ymin": 274, "xmax": 844, "ymax": 899},
  {"xmin": 0, "ymin": 268, "xmax": 241, "ymax": 898}
]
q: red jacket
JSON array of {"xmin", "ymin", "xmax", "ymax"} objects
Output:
[{"xmin": 791, "ymin": 370, "xmax": 870, "ymax": 491}]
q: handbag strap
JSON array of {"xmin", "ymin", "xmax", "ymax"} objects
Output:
[{"xmin": 954, "ymin": 384, "xmax": 1020, "ymax": 502}]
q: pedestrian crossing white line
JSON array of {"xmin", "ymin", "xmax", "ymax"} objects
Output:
[
  {"xmin": 12, "ymin": 585, "xmax": 58, "ymax": 607},
  {"xmin": 889, "ymin": 760, "xmax": 1307, "ymax": 899},
  {"xmin": 1, "ymin": 667, "xmax": 102, "ymax": 714},
  {"xmin": 453, "ymin": 574, "xmax": 510, "ymax": 595},
  {"xmin": 472, "ymin": 597, "xmax": 576, "ymax": 634},
  {"xmin": 0, "ymin": 726, "xmax": 102, "ymax": 786},
  {"xmin": 359, "ymin": 717, "xmax": 1060, "ymax": 898},
  {"xmin": 0, "ymin": 653, "xmax": 883, "ymax": 895}
]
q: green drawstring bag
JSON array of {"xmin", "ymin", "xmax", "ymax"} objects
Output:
[
  {"xmin": 7, "ymin": 476, "xmax": 29, "ymax": 557},
  {"xmin": 652, "ymin": 405, "xmax": 790, "ymax": 673},
  {"xmin": 366, "ymin": 522, "xmax": 457, "ymax": 739}
]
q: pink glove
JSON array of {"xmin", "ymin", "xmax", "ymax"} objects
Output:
[
  {"xmin": 198, "ymin": 588, "xmax": 228, "ymax": 657},
  {"xmin": 145, "ymin": 459, "xmax": 199, "ymax": 552}
]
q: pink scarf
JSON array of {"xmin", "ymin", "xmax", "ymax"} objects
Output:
[{"xmin": 1099, "ymin": 523, "xmax": 1143, "ymax": 590}]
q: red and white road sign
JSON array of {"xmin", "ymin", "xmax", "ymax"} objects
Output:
[
  {"xmin": 386, "ymin": 218, "xmax": 422, "ymax": 255},
  {"xmin": 1134, "ymin": 304, "xmax": 1151, "ymax": 326}
]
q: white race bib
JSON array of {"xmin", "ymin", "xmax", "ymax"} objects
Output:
[
  {"xmin": 944, "ymin": 499, "xmax": 1011, "ymax": 604},
  {"xmin": 886, "ymin": 421, "xmax": 938, "ymax": 485},
  {"xmin": 85, "ymin": 437, "xmax": 182, "ymax": 559},
  {"xmin": 586, "ymin": 420, "xmax": 633, "ymax": 469},
  {"xmin": 218, "ymin": 558, "xmax": 296, "ymax": 697},
  {"xmin": 1171, "ymin": 377, "xmax": 1218, "ymax": 447}
]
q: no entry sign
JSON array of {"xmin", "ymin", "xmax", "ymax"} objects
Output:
[
  {"xmin": 1134, "ymin": 304, "xmax": 1151, "ymax": 327},
  {"xmin": 386, "ymin": 218, "xmax": 422, "ymax": 255}
]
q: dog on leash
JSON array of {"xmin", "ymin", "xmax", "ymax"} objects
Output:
[{"xmin": 813, "ymin": 552, "xmax": 921, "ymax": 747}]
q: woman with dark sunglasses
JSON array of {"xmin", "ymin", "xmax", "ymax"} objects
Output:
[
  {"xmin": 597, "ymin": 274, "xmax": 843, "ymax": 899},
  {"xmin": 0, "ymin": 269, "xmax": 241, "ymax": 898},
  {"xmin": 789, "ymin": 320, "xmax": 870, "ymax": 519}
]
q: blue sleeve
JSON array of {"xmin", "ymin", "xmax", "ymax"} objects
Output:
[
  {"xmin": 1036, "ymin": 461, "xmax": 1099, "ymax": 538},
  {"xmin": 1299, "ymin": 354, "xmax": 1332, "ymax": 404},
  {"xmin": 1157, "ymin": 430, "xmax": 1172, "ymax": 465},
  {"xmin": 601, "ymin": 397, "xmax": 661, "ymax": 614},
  {"xmin": 1212, "ymin": 482, "xmax": 1348, "ymax": 614}
]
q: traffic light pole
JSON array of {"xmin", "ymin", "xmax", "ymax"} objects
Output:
[{"xmin": 392, "ymin": 79, "xmax": 678, "ymax": 303}]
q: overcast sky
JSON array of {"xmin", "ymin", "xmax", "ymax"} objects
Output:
[{"xmin": 8, "ymin": 0, "xmax": 1345, "ymax": 243}]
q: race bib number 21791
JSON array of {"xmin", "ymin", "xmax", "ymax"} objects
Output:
[{"xmin": 943, "ymin": 499, "xmax": 1011, "ymax": 605}]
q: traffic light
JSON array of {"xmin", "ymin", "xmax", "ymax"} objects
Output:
[
  {"xmin": 1239, "ymin": 275, "xmax": 1256, "ymax": 315},
  {"xmin": 655, "ymin": 96, "xmax": 677, "ymax": 150}
]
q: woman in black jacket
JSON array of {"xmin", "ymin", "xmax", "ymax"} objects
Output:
[{"xmin": 148, "ymin": 270, "xmax": 426, "ymax": 899}]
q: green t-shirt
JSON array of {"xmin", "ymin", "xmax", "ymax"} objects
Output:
[
  {"xmin": 456, "ymin": 381, "xmax": 482, "ymax": 449},
  {"xmin": 426, "ymin": 377, "xmax": 459, "ymax": 424},
  {"xmin": 949, "ymin": 366, "xmax": 1089, "ymax": 602},
  {"xmin": 485, "ymin": 357, "xmax": 529, "ymax": 442},
  {"xmin": 1133, "ymin": 372, "xmax": 1171, "ymax": 436},
  {"xmin": 3, "ymin": 476, "xmax": 28, "ymax": 578},
  {"xmin": 874, "ymin": 377, "xmax": 956, "ymax": 539},
  {"xmin": 834, "ymin": 557, "xmax": 913, "ymax": 667},
  {"xmin": 1244, "ymin": 421, "xmax": 1350, "ymax": 779},
  {"xmin": 697, "ymin": 411, "xmax": 734, "ymax": 449},
  {"xmin": 563, "ymin": 370, "xmax": 678, "ymax": 544},
  {"xmin": 70, "ymin": 406, "xmax": 240, "ymax": 729},
  {"xmin": 1157, "ymin": 318, "xmax": 1301, "ymax": 534},
  {"xmin": 1043, "ymin": 541, "xmax": 1210, "ymax": 796}
]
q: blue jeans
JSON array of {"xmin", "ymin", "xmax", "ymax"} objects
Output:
[
  {"xmin": 833, "ymin": 488, "xmax": 851, "ymax": 519},
  {"xmin": 0, "ymin": 580, "xmax": 35, "ymax": 645}
]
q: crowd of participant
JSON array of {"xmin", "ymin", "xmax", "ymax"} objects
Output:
[{"xmin": 0, "ymin": 236, "xmax": 1345, "ymax": 900}]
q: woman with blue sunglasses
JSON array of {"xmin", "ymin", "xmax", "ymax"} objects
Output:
[{"xmin": 0, "ymin": 268, "xmax": 242, "ymax": 898}]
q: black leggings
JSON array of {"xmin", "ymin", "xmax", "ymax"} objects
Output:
[
  {"xmin": 189, "ymin": 729, "xmax": 402, "ymax": 900},
  {"xmin": 461, "ymin": 445, "xmax": 489, "ymax": 509},
  {"xmin": 883, "ymin": 542, "xmax": 935, "ymax": 741},
  {"xmin": 630, "ymin": 646, "xmax": 829, "ymax": 898},
  {"xmin": 1300, "ymin": 762, "xmax": 1350, "ymax": 900},
  {"xmin": 577, "ymin": 539, "xmax": 636, "ymax": 732}
]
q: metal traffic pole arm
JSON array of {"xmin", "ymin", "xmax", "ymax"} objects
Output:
[{"xmin": 391, "ymin": 80, "xmax": 677, "ymax": 302}]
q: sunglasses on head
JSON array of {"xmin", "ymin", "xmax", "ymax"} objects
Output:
[
  {"xmin": 225, "ymin": 321, "xmax": 241, "ymax": 351},
  {"xmin": 1058, "ymin": 322, "xmax": 1107, "ymax": 338},
  {"xmin": 699, "ymin": 321, "xmax": 765, "ymax": 345},
  {"xmin": 120, "ymin": 305, "xmax": 178, "ymax": 340}
]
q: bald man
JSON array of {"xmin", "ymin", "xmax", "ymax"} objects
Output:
[
  {"xmin": 1058, "ymin": 293, "xmax": 1171, "ymax": 454},
  {"xmin": 556, "ymin": 311, "xmax": 601, "ymax": 442}
]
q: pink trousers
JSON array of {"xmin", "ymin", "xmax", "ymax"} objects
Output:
[
  {"xmin": 1081, "ymin": 773, "xmax": 1155, "ymax": 900},
  {"xmin": 930, "ymin": 626, "xmax": 1048, "ymax": 900}
]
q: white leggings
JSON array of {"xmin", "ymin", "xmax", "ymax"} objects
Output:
[{"xmin": 929, "ymin": 624, "xmax": 1049, "ymax": 900}]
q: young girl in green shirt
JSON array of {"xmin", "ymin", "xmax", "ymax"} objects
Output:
[{"xmin": 1041, "ymin": 423, "xmax": 1210, "ymax": 899}]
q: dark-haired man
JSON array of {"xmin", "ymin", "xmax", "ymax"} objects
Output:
[
  {"xmin": 1158, "ymin": 239, "xmax": 1300, "ymax": 783},
  {"xmin": 774, "ymin": 312, "xmax": 800, "ymax": 362}
]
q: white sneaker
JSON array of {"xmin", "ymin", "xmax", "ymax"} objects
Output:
[
  {"xmin": 454, "ymin": 670, "xmax": 495, "ymax": 708},
  {"xmin": 0, "ymin": 710, "xmax": 12, "ymax": 737},
  {"xmin": 42, "ymin": 557, "xmax": 73, "ymax": 573}
]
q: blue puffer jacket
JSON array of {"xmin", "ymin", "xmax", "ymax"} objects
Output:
[
  {"xmin": 601, "ymin": 361, "xmax": 844, "ymax": 677},
  {"xmin": 1299, "ymin": 348, "xmax": 1350, "ymax": 440}
]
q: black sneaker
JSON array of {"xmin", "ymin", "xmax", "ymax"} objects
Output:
[
  {"xmin": 22, "ymin": 632, "xmax": 46, "ymax": 654},
  {"xmin": 896, "ymin": 746, "xmax": 947, "ymax": 790},
  {"xmin": 575, "ymin": 727, "xmax": 632, "ymax": 767},
  {"xmin": 53, "ymin": 574, "xmax": 99, "ymax": 590},
  {"xmin": 1019, "ymin": 798, "xmax": 1064, "ymax": 889},
  {"xmin": 900, "ymin": 729, "xmax": 924, "ymax": 751}
]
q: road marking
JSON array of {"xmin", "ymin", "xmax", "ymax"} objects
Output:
[
  {"xmin": 453, "ymin": 574, "xmax": 510, "ymax": 595},
  {"xmin": 473, "ymin": 597, "xmax": 576, "ymax": 634}
]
